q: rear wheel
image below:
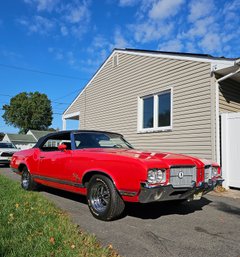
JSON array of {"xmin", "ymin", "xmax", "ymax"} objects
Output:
[
  {"xmin": 21, "ymin": 167, "xmax": 38, "ymax": 190},
  {"xmin": 87, "ymin": 175, "xmax": 125, "ymax": 221}
]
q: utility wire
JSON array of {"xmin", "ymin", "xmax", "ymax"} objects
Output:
[
  {"xmin": 0, "ymin": 63, "xmax": 89, "ymax": 81},
  {"xmin": 0, "ymin": 94, "xmax": 71, "ymax": 105},
  {"xmin": 52, "ymin": 89, "xmax": 80, "ymax": 101}
]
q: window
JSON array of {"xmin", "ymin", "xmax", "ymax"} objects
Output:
[
  {"xmin": 40, "ymin": 133, "xmax": 71, "ymax": 151},
  {"xmin": 158, "ymin": 91, "xmax": 171, "ymax": 127},
  {"xmin": 138, "ymin": 89, "xmax": 172, "ymax": 132},
  {"xmin": 73, "ymin": 132, "xmax": 133, "ymax": 149},
  {"xmin": 143, "ymin": 96, "xmax": 154, "ymax": 128}
]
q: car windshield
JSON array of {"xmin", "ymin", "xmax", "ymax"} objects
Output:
[
  {"xmin": 74, "ymin": 132, "xmax": 133, "ymax": 149},
  {"xmin": 0, "ymin": 142, "xmax": 16, "ymax": 149}
]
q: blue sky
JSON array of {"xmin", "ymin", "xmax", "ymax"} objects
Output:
[{"xmin": 0, "ymin": 0, "xmax": 239, "ymax": 133}]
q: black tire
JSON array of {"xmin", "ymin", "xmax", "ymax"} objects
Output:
[
  {"xmin": 21, "ymin": 167, "xmax": 38, "ymax": 191},
  {"xmin": 87, "ymin": 175, "xmax": 125, "ymax": 221}
]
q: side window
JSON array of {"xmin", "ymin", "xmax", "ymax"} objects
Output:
[{"xmin": 40, "ymin": 133, "xmax": 71, "ymax": 151}]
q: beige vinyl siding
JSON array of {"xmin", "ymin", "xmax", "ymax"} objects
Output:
[
  {"xmin": 70, "ymin": 53, "xmax": 213, "ymax": 159},
  {"xmin": 64, "ymin": 90, "xmax": 85, "ymax": 116},
  {"xmin": 219, "ymin": 78, "xmax": 240, "ymax": 113}
]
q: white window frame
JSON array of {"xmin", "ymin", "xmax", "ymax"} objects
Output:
[{"xmin": 137, "ymin": 88, "xmax": 173, "ymax": 133}]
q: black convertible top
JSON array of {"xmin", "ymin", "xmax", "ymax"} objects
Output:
[{"xmin": 34, "ymin": 130, "xmax": 123, "ymax": 148}]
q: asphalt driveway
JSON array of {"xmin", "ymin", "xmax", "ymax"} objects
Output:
[{"xmin": 1, "ymin": 166, "xmax": 240, "ymax": 257}]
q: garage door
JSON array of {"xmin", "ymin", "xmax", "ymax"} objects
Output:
[{"xmin": 221, "ymin": 113, "xmax": 240, "ymax": 188}]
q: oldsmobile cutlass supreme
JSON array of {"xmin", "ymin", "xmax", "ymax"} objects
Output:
[{"xmin": 10, "ymin": 130, "xmax": 223, "ymax": 221}]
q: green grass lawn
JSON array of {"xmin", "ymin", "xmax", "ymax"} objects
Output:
[{"xmin": 0, "ymin": 175, "xmax": 118, "ymax": 257}]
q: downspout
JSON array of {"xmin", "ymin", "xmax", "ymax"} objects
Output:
[
  {"xmin": 215, "ymin": 60, "xmax": 240, "ymax": 164},
  {"xmin": 215, "ymin": 79, "xmax": 220, "ymax": 164}
]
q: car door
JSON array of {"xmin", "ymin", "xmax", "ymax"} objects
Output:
[{"xmin": 36, "ymin": 134, "xmax": 73, "ymax": 184}]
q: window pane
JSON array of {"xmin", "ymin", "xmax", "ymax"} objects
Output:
[
  {"xmin": 143, "ymin": 96, "xmax": 154, "ymax": 128},
  {"xmin": 158, "ymin": 92, "xmax": 171, "ymax": 127}
]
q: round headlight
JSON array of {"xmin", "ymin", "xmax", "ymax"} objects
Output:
[
  {"xmin": 156, "ymin": 169, "xmax": 163, "ymax": 181},
  {"xmin": 212, "ymin": 166, "xmax": 218, "ymax": 176},
  {"xmin": 147, "ymin": 170, "xmax": 156, "ymax": 184},
  {"xmin": 147, "ymin": 169, "xmax": 165, "ymax": 184}
]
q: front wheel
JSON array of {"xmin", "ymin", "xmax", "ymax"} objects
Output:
[
  {"xmin": 87, "ymin": 175, "xmax": 125, "ymax": 221},
  {"xmin": 21, "ymin": 167, "xmax": 38, "ymax": 190}
]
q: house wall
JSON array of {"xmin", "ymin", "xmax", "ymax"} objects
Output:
[
  {"xmin": 219, "ymin": 78, "xmax": 240, "ymax": 113},
  {"xmin": 66, "ymin": 53, "xmax": 214, "ymax": 160}
]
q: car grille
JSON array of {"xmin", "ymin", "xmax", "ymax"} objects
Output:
[
  {"xmin": 170, "ymin": 166, "xmax": 196, "ymax": 188},
  {"xmin": 1, "ymin": 152, "xmax": 14, "ymax": 157}
]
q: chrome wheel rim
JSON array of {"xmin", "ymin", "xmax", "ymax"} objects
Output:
[
  {"xmin": 90, "ymin": 182, "xmax": 110, "ymax": 213},
  {"xmin": 22, "ymin": 171, "xmax": 30, "ymax": 189}
]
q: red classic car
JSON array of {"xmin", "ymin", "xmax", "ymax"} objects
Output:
[{"xmin": 10, "ymin": 130, "xmax": 223, "ymax": 221}]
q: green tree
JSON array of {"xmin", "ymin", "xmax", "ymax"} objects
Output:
[{"xmin": 2, "ymin": 92, "xmax": 53, "ymax": 134}]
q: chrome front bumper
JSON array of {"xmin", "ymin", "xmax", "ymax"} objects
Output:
[{"xmin": 138, "ymin": 178, "xmax": 224, "ymax": 203}]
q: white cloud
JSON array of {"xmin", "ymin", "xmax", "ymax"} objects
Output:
[
  {"xmin": 71, "ymin": 24, "xmax": 89, "ymax": 39},
  {"xmin": 48, "ymin": 48, "xmax": 64, "ymax": 60},
  {"xmin": 119, "ymin": 0, "xmax": 138, "ymax": 7},
  {"xmin": 148, "ymin": 0, "xmax": 185, "ymax": 20},
  {"xmin": 0, "ymin": 50, "xmax": 23, "ymax": 61},
  {"xmin": 24, "ymin": 0, "xmax": 59, "ymax": 12},
  {"xmin": 48, "ymin": 47, "xmax": 79, "ymax": 67},
  {"xmin": 223, "ymin": 0, "xmax": 240, "ymax": 13},
  {"xmin": 129, "ymin": 21, "xmax": 174, "ymax": 43},
  {"xmin": 18, "ymin": 15, "xmax": 55, "ymax": 35},
  {"xmin": 112, "ymin": 28, "xmax": 131, "ymax": 49},
  {"xmin": 21, "ymin": 0, "xmax": 92, "ymax": 39},
  {"xmin": 188, "ymin": 0, "xmax": 214, "ymax": 22},
  {"xmin": 223, "ymin": 1, "xmax": 240, "ymax": 31},
  {"xmin": 185, "ymin": 42, "xmax": 198, "ymax": 53},
  {"xmin": 60, "ymin": 25, "xmax": 68, "ymax": 36},
  {"xmin": 158, "ymin": 39, "xmax": 183, "ymax": 52},
  {"xmin": 65, "ymin": 1, "xmax": 90, "ymax": 24},
  {"xmin": 185, "ymin": 16, "xmax": 216, "ymax": 38},
  {"xmin": 199, "ymin": 33, "xmax": 222, "ymax": 53},
  {"xmin": 66, "ymin": 51, "xmax": 76, "ymax": 65}
]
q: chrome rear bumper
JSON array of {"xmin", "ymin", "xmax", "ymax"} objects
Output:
[{"xmin": 138, "ymin": 178, "xmax": 224, "ymax": 203}]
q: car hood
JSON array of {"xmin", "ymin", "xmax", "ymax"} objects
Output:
[{"xmin": 82, "ymin": 148, "xmax": 204, "ymax": 167}]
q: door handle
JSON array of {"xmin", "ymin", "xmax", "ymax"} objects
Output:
[{"xmin": 39, "ymin": 156, "xmax": 45, "ymax": 159}]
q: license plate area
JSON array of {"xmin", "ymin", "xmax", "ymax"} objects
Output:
[{"xmin": 193, "ymin": 191, "xmax": 203, "ymax": 200}]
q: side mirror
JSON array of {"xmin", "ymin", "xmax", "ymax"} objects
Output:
[{"xmin": 58, "ymin": 144, "xmax": 67, "ymax": 151}]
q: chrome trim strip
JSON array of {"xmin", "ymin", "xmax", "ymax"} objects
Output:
[
  {"xmin": 119, "ymin": 190, "xmax": 137, "ymax": 197},
  {"xmin": 32, "ymin": 175, "xmax": 85, "ymax": 188}
]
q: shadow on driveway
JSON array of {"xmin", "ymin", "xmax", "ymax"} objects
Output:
[
  {"xmin": 124, "ymin": 198, "xmax": 212, "ymax": 219},
  {"xmin": 39, "ymin": 186, "xmax": 88, "ymax": 204},
  {"xmin": 38, "ymin": 185, "xmax": 212, "ymax": 220},
  {"xmin": 210, "ymin": 201, "xmax": 240, "ymax": 217}
]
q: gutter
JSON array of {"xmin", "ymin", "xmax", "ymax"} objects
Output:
[
  {"xmin": 217, "ymin": 67, "xmax": 240, "ymax": 83},
  {"xmin": 215, "ymin": 58, "xmax": 240, "ymax": 164}
]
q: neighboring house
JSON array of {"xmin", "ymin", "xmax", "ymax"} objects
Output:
[
  {"xmin": 27, "ymin": 130, "xmax": 53, "ymax": 142},
  {"xmin": 62, "ymin": 49, "xmax": 240, "ymax": 188},
  {"xmin": 3, "ymin": 134, "xmax": 36, "ymax": 149},
  {"xmin": 3, "ymin": 130, "xmax": 54, "ymax": 149}
]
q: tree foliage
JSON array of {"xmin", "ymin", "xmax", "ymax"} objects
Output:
[{"xmin": 2, "ymin": 92, "xmax": 53, "ymax": 134}]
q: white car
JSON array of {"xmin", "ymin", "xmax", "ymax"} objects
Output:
[{"xmin": 0, "ymin": 141, "xmax": 19, "ymax": 165}]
